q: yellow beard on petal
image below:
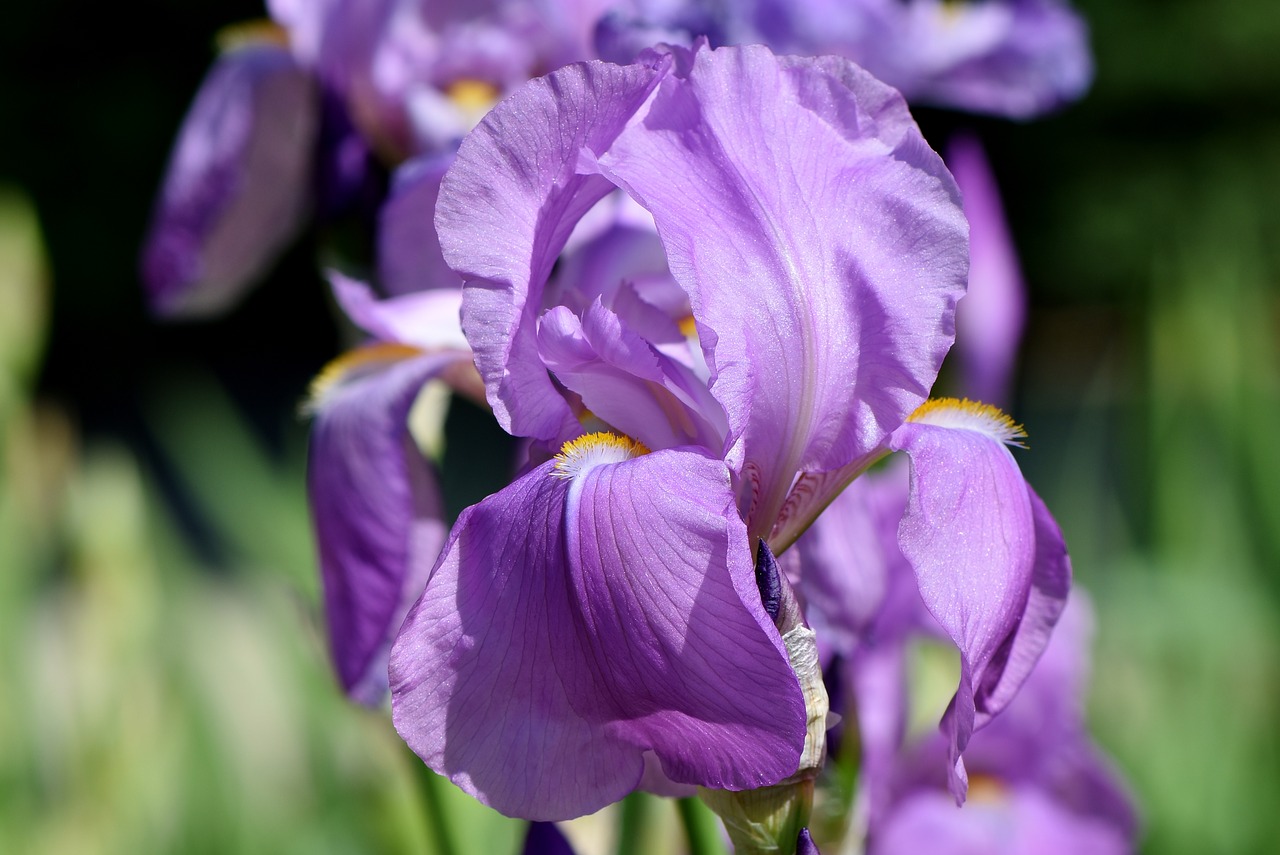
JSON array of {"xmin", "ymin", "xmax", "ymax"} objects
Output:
[
  {"xmin": 906, "ymin": 397, "xmax": 1028, "ymax": 448},
  {"xmin": 215, "ymin": 19, "xmax": 290, "ymax": 52},
  {"xmin": 306, "ymin": 343, "xmax": 425, "ymax": 412},
  {"xmin": 939, "ymin": 0, "xmax": 972, "ymax": 27},
  {"xmin": 552, "ymin": 432, "xmax": 650, "ymax": 480}
]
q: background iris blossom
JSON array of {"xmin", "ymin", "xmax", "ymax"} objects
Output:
[
  {"xmin": 141, "ymin": 0, "xmax": 606, "ymax": 318},
  {"xmin": 866, "ymin": 593, "xmax": 1137, "ymax": 853},
  {"xmin": 598, "ymin": 0, "xmax": 1092, "ymax": 119}
]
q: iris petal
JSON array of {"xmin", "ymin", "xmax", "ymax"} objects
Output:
[
  {"xmin": 389, "ymin": 449, "xmax": 805, "ymax": 819},
  {"xmin": 308, "ymin": 349, "xmax": 463, "ymax": 703},
  {"xmin": 601, "ymin": 45, "xmax": 968, "ymax": 533},
  {"xmin": 141, "ymin": 42, "xmax": 317, "ymax": 317},
  {"xmin": 888, "ymin": 418, "xmax": 1037, "ymax": 802},
  {"xmin": 438, "ymin": 59, "xmax": 669, "ymax": 444}
]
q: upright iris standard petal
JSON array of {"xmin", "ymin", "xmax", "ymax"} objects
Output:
[
  {"xmin": 308, "ymin": 348, "xmax": 464, "ymax": 703},
  {"xmin": 141, "ymin": 42, "xmax": 318, "ymax": 317},
  {"xmin": 601, "ymin": 45, "xmax": 968, "ymax": 532},
  {"xmin": 389, "ymin": 447, "xmax": 806, "ymax": 820},
  {"xmin": 888, "ymin": 400, "xmax": 1067, "ymax": 803},
  {"xmin": 437, "ymin": 59, "xmax": 669, "ymax": 444},
  {"xmin": 536, "ymin": 300, "xmax": 723, "ymax": 451}
]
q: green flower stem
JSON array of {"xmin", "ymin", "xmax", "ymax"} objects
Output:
[
  {"xmin": 678, "ymin": 796, "xmax": 728, "ymax": 855},
  {"xmin": 617, "ymin": 791, "xmax": 657, "ymax": 855},
  {"xmin": 413, "ymin": 761, "xmax": 459, "ymax": 855}
]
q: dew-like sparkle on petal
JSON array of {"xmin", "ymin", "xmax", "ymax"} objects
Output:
[
  {"xmin": 552, "ymin": 431, "xmax": 650, "ymax": 480},
  {"xmin": 907, "ymin": 397, "xmax": 1028, "ymax": 447}
]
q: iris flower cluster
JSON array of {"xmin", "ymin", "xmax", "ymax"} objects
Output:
[{"xmin": 145, "ymin": 2, "xmax": 1134, "ymax": 853}]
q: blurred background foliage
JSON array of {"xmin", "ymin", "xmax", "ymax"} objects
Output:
[{"xmin": 1, "ymin": 1, "xmax": 1278, "ymax": 852}]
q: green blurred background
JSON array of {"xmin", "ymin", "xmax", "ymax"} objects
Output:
[{"xmin": 1, "ymin": 1, "xmax": 1277, "ymax": 852}]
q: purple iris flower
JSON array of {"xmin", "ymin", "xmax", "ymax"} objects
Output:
[
  {"xmin": 270, "ymin": 0, "xmax": 610, "ymax": 161},
  {"xmin": 868, "ymin": 592, "xmax": 1138, "ymax": 854},
  {"xmin": 598, "ymin": 0, "xmax": 1093, "ymax": 119},
  {"xmin": 387, "ymin": 41, "xmax": 970, "ymax": 820}
]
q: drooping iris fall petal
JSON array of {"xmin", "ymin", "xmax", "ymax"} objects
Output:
[
  {"xmin": 389, "ymin": 446, "xmax": 805, "ymax": 820},
  {"xmin": 307, "ymin": 348, "xmax": 464, "ymax": 703},
  {"xmin": 888, "ymin": 400, "xmax": 1069, "ymax": 802}
]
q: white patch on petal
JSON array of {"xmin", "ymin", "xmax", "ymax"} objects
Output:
[{"xmin": 906, "ymin": 397, "xmax": 1027, "ymax": 447}]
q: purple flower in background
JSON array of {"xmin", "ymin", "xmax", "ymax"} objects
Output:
[
  {"xmin": 797, "ymin": 398, "xmax": 1072, "ymax": 803},
  {"xmin": 271, "ymin": 0, "xmax": 609, "ymax": 161},
  {"xmin": 142, "ymin": 1, "xmax": 606, "ymax": 318},
  {"xmin": 141, "ymin": 36, "xmax": 318, "ymax": 317},
  {"xmin": 946, "ymin": 132, "xmax": 1027, "ymax": 407},
  {"xmin": 869, "ymin": 592, "xmax": 1138, "ymax": 854},
  {"xmin": 599, "ymin": 0, "xmax": 1093, "ymax": 119},
  {"xmin": 388, "ymin": 42, "xmax": 971, "ymax": 820},
  {"xmin": 855, "ymin": 0, "xmax": 1094, "ymax": 118}
]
